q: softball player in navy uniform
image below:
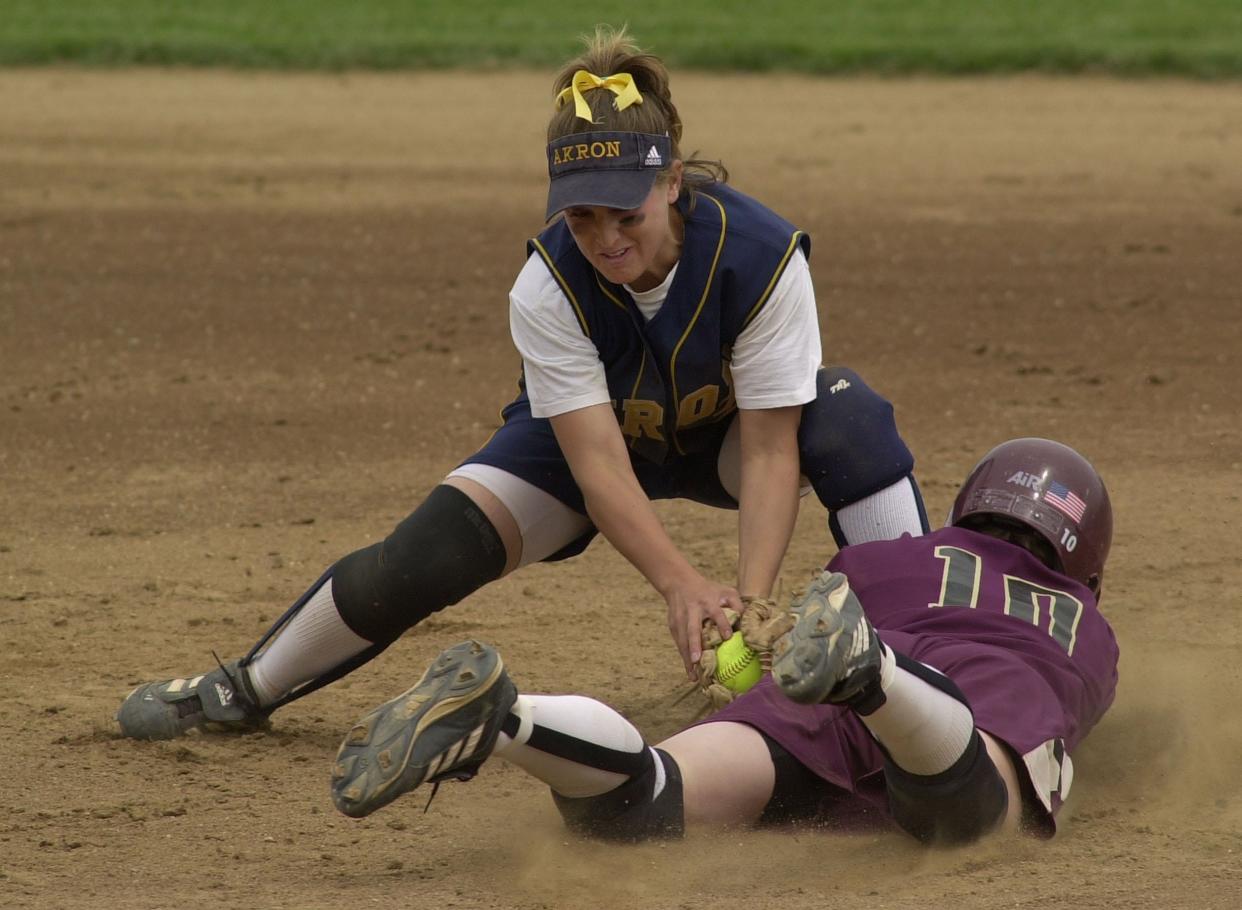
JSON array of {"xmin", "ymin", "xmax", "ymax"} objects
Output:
[{"xmin": 117, "ymin": 27, "xmax": 928, "ymax": 740}]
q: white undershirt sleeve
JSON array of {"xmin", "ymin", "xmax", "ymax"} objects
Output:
[
  {"xmin": 508, "ymin": 254, "xmax": 612, "ymax": 418},
  {"xmin": 729, "ymin": 248, "xmax": 822, "ymax": 409}
]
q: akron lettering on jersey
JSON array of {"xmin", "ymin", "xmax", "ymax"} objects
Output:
[
  {"xmin": 612, "ymin": 382, "xmax": 736, "ymax": 442},
  {"xmin": 552, "ymin": 140, "xmax": 623, "ymax": 166}
]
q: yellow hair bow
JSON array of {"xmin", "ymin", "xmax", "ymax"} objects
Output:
[{"xmin": 555, "ymin": 70, "xmax": 643, "ymax": 123}]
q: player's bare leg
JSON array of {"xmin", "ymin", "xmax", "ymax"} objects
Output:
[{"xmin": 657, "ymin": 721, "xmax": 775, "ymax": 827}]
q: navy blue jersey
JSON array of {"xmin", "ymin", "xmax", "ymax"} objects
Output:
[{"xmin": 525, "ymin": 183, "xmax": 811, "ymax": 464}]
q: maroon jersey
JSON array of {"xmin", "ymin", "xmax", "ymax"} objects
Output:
[
  {"xmin": 710, "ymin": 527, "xmax": 1119, "ymax": 827},
  {"xmin": 833, "ymin": 527, "xmax": 1118, "ymax": 748}
]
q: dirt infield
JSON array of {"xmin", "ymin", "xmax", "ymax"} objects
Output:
[{"xmin": 2, "ymin": 69, "xmax": 1240, "ymax": 909}]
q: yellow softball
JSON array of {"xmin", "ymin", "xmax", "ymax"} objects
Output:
[{"xmin": 713, "ymin": 634, "xmax": 762, "ymax": 694}]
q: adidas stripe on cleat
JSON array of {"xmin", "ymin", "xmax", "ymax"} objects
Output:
[
  {"xmin": 771, "ymin": 571, "xmax": 885, "ymax": 711},
  {"xmin": 331, "ymin": 639, "xmax": 517, "ymax": 818},
  {"xmin": 116, "ymin": 658, "xmax": 269, "ymax": 740}
]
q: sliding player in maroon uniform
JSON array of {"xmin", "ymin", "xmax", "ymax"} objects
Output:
[{"xmin": 331, "ymin": 437, "xmax": 1116, "ymax": 844}]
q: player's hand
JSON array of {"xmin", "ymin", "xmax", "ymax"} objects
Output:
[{"xmin": 662, "ymin": 574, "xmax": 743, "ymax": 680}]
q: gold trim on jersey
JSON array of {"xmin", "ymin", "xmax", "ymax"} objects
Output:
[
  {"xmin": 593, "ymin": 275, "xmax": 631, "ymax": 315},
  {"xmin": 741, "ymin": 230, "xmax": 805, "ymax": 331},
  {"xmin": 530, "ymin": 237, "xmax": 591, "ymax": 338},
  {"xmin": 668, "ymin": 192, "xmax": 728, "ymax": 456}
]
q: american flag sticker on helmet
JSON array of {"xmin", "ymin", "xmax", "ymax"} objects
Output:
[{"xmin": 1044, "ymin": 480, "xmax": 1086, "ymax": 522}]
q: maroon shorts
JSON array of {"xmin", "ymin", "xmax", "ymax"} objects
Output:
[{"xmin": 702, "ymin": 629, "xmax": 1075, "ymax": 828}]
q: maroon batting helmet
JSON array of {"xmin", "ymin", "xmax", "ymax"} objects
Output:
[{"xmin": 950, "ymin": 438, "xmax": 1112, "ymax": 595}]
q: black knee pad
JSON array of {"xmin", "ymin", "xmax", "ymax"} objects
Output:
[
  {"xmin": 552, "ymin": 748, "xmax": 685, "ymax": 842},
  {"xmin": 798, "ymin": 366, "xmax": 916, "ymax": 510},
  {"xmin": 330, "ymin": 485, "xmax": 507, "ymax": 643},
  {"xmin": 885, "ymin": 730, "xmax": 1009, "ymax": 845}
]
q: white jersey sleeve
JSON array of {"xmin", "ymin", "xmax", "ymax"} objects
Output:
[
  {"xmin": 730, "ymin": 248, "xmax": 822, "ymax": 409},
  {"xmin": 508, "ymin": 253, "xmax": 612, "ymax": 419}
]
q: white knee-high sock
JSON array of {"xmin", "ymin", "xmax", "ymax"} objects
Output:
[
  {"xmin": 494, "ymin": 694, "xmax": 649, "ymax": 798},
  {"xmin": 835, "ymin": 477, "xmax": 924, "ymax": 544},
  {"xmin": 246, "ymin": 578, "xmax": 372, "ymax": 706},
  {"xmin": 859, "ymin": 647, "xmax": 977, "ymax": 776}
]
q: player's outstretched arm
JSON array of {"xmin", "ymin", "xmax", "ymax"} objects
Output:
[
  {"xmin": 736, "ymin": 404, "xmax": 802, "ymax": 599},
  {"xmin": 550, "ymin": 404, "xmax": 740, "ymax": 677}
]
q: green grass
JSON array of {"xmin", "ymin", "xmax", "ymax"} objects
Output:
[{"xmin": 2, "ymin": 0, "xmax": 1241, "ymax": 76}]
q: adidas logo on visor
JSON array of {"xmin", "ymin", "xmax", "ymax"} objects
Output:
[{"xmin": 644, "ymin": 145, "xmax": 663, "ymax": 167}]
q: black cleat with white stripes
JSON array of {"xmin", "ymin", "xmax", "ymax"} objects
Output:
[
  {"xmin": 331, "ymin": 639, "xmax": 517, "ymax": 818},
  {"xmin": 771, "ymin": 571, "xmax": 885, "ymax": 712}
]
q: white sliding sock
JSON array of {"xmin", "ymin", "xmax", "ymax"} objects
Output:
[
  {"xmin": 246, "ymin": 578, "xmax": 372, "ymax": 706},
  {"xmin": 494, "ymin": 694, "xmax": 648, "ymax": 798},
  {"xmin": 835, "ymin": 477, "xmax": 924, "ymax": 544},
  {"xmin": 859, "ymin": 649, "xmax": 976, "ymax": 776}
]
